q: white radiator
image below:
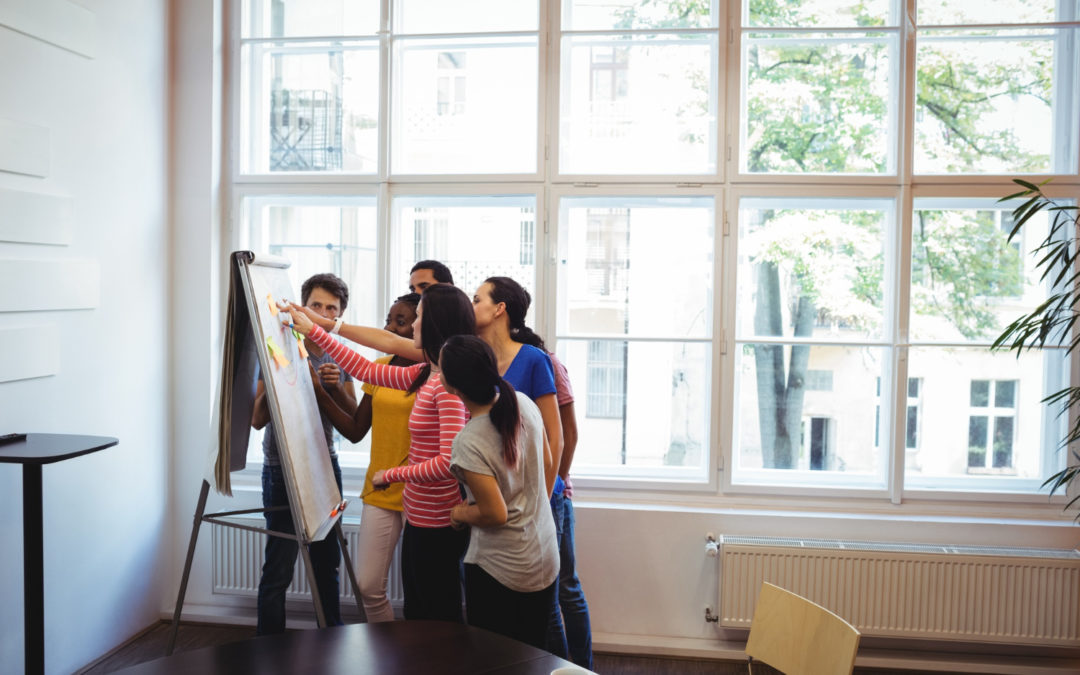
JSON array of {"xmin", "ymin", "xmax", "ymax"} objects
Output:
[
  {"xmin": 212, "ymin": 518, "xmax": 404, "ymax": 607},
  {"xmin": 719, "ymin": 535, "xmax": 1080, "ymax": 647}
]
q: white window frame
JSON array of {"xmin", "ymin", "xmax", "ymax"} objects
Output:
[{"xmin": 224, "ymin": 0, "xmax": 1080, "ymax": 505}]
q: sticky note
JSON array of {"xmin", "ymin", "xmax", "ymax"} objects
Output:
[
  {"xmin": 266, "ymin": 336, "xmax": 290, "ymax": 367},
  {"xmin": 297, "ymin": 336, "xmax": 309, "ymax": 359},
  {"xmin": 267, "ymin": 294, "xmax": 278, "ymax": 316}
]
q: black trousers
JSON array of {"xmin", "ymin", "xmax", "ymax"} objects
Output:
[
  {"xmin": 401, "ymin": 522, "xmax": 469, "ymax": 622},
  {"xmin": 464, "ymin": 562, "xmax": 556, "ymax": 650}
]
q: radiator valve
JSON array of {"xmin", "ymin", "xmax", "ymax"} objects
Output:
[
  {"xmin": 705, "ymin": 532, "xmax": 719, "ymax": 557},
  {"xmin": 705, "ymin": 606, "xmax": 719, "ymax": 623}
]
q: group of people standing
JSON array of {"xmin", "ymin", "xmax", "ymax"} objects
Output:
[{"xmin": 251, "ymin": 261, "xmax": 592, "ymax": 669}]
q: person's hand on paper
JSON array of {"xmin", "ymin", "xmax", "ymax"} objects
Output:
[{"xmin": 281, "ymin": 302, "xmax": 316, "ymax": 335}]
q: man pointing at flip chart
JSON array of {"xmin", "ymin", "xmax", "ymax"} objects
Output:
[{"xmin": 251, "ymin": 272, "xmax": 358, "ymax": 634}]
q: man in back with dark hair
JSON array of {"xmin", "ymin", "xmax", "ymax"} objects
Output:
[{"xmin": 409, "ymin": 260, "xmax": 454, "ymax": 294}]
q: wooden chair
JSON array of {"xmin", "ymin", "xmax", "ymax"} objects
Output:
[{"xmin": 745, "ymin": 582, "xmax": 860, "ymax": 675}]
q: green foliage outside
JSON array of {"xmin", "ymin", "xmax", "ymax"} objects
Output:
[{"xmin": 614, "ymin": 0, "xmax": 1047, "ymax": 468}]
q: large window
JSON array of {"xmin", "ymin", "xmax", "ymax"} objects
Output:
[
  {"xmin": 555, "ymin": 195, "xmax": 714, "ymax": 477},
  {"xmin": 231, "ymin": 0, "xmax": 1079, "ymax": 497}
]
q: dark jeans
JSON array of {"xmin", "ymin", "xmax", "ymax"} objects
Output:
[
  {"xmin": 401, "ymin": 522, "xmax": 469, "ymax": 622},
  {"xmin": 465, "ymin": 563, "xmax": 556, "ymax": 651},
  {"xmin": 256, "ymin": 460, "xmax": 343, "ymax": 635},
  {"xmin": 545, "ymin": 492, "xmax": 593, "ymax": 669}
]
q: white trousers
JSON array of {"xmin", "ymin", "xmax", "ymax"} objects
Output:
[{"xmin": 356, "ymin": 501, "xmax": 406, "ymax": 623}]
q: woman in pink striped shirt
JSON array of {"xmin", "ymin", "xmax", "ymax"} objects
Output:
[{"xmin": 284, "ymin": 284, "xmax": 475, "ymax": 622}]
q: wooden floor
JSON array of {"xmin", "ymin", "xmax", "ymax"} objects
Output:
[{"xmin": 77, "ymin": 620, "xmax": 928, "ymax": 674}]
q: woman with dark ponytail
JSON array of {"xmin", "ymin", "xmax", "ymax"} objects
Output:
[
  {"xmin": 472, "ymin": 276, "xmax": 562, "ymax": 495},
  {"xmin": 441, "ymin": 335, "xmax": 558, "ymax": 650}
]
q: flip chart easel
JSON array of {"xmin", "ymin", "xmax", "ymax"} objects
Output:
[{"xmin": 167, "ymin": 251, "xmax": 364, "ymax": 654}]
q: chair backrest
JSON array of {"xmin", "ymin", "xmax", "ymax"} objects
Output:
[{"xmin": 745, "ymin": 582, "xmax": 860, "ymax": 675}]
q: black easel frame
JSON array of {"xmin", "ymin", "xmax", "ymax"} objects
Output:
[{"xmin": 166, "ymin": 479, "xmax": 365, "ymax": 655}]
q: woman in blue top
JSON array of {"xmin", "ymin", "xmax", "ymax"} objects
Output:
[{"xmin": 472, "ymin": 276, "xmax": 561, "ymax": 496}]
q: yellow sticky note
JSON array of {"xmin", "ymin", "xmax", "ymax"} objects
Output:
[
  {"xmin": 267, "ymin": 294, "xmax": 279, "ymax": 316},
  {"xmin": 297, "ymin": 336, "xmax": 309, "ymax": 359}
]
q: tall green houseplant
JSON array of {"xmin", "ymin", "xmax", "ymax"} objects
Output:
[{"xmin": 995, "ymin": 179, "xmax": 1080, "ymax": 517}]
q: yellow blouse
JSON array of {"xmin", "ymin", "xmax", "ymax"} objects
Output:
[{"xmin": 361, "ymin": 356, "xmax": 415, "ymax": 511}]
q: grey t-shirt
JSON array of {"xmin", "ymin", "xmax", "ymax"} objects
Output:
[
  {"xmin": 450, "ymin": 391, "xmax": 558, "ymax": 592},
  {"xmin": 262, "ymin": 345, "xmax": 352, "ymax": 466}
]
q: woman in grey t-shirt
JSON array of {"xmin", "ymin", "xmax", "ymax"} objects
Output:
[{"xmin": 442, "ymin": 335, "xmax": 559, "ymax": 650}]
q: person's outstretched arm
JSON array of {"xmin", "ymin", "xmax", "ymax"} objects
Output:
[{"xmin": 287, "ymin": 303, "xmax": 422, "ymax": 361}]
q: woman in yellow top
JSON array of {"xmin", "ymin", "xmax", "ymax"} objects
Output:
[{"xmin": 319, "ymin": 292, "xmax": 419, "ymax": 622}]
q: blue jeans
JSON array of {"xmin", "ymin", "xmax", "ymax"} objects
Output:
[
  {"xmin": 545, "ymin": 492, "xmax": 593, "ymax": 669},
  {"xmin": 256, "ymin": 460, "xmax": 343, "ymax": 635}
]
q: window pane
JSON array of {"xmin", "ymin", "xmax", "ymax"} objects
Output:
[
  {"xmin": 968, "ymin": 415, "xmax": 988, "ymax": 454},
  {"xmin": 242, "ymin": 0, "xmax": 379, "ymax": 38},
  {"xmin": 747, "ymin": 0, "xmax": 895, "ymax": 28},
  {"xmin": 558, "ymin": 339, "xmax": 709, "ymax": 472},
  {"xmin": 906, "ymin": 347, "xmax": 1067, "ymax": 489},
  {"xmin": 241, "ymin": 43, "xmax": 380, "ymax": 174},
  {"xmin": 910, "ymin": 199, "xmax": 1053, "ymax": 342},
  {"xmin": 737, "ymin": 198, "xmax": 889, "ymax": 341},
  {"xmin": 906, "ymin": 404, "xmax": 919, "ymax": 449},
  {"xmin": 560, "ymin": 34, "xmax": 717, "ymax": 174},
  {"xmin": 915, "ymin": 29, "xmax": 1065, "ymax": 174},
  {"xmin": 995, "ymin": 379, "xmax": 1017, "ymax": 407},
  {"xmin": 395, "ymin": 0, "xmax": 538, "ymax": 33},
  {"xmin": 393, "ymin": 37, "xmax": 537, "ymax": 174},
  {"xmin": 733, "ymin": 344, "xmax": 887, "ymax": 485},
  {"xmin": 242, "ymin": 196, "xmax": 380, "ymax": 464},
  {"xmin": 917, "ymin": 0, "xmax": 1057, "ymax": 25},
  {"xmin": 993, "ymin": 416, "xmax": 1015, "ymax": 468},
  {"xmin": 970, "ymin": 380, "xmax": 989, "ymax": 406},
  {"xmin": 392, "ymin": 195, "xmax": 538, "ymax": 299},
  {"xmin": 557, "ymin": 196, "xmax": 714, "ymax": 338},
  {"xmin": 743, "ymin": 33, "xmax": 895, "ymax": 174},
  {"xmin": 564, "ymin": 0, "xmax": 714, "ymax": 30}
]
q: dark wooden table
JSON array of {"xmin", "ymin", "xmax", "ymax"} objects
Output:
[
  {"xmin": 0, "ymin": 433, "xmax": 118, "ymax": 675},
  {"xmin": 117, "ymin": 621, "xmax": 588, "ymax": 674}
]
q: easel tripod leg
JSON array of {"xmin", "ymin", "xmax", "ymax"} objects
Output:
[
  {"xmin": 167, "ymin": 479, "xmax": 210, "ymax": 655},
  {"xmin": 334, "ymin": 520, "xmax": 366, "ymax": 621},
  {"xmin": 300, "ymin": 544, "xmax": 328, "ymax": 628}
]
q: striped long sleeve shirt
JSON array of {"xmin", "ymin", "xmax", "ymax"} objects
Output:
[{"xmin": 309, "ymin": 325, "xmax": 466, "ymax": 528}]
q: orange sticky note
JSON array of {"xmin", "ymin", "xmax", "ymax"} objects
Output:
[
  {"xmin": 267, "ymin": 294, "xmax": 278, "ymax": 316},
  {"xmin": 297, "ymin": 336, "xmax": 309, "ymax": 359},
  {"xmin": 266, "ymin": 336, "xmax": 290, "ymax": 367}
]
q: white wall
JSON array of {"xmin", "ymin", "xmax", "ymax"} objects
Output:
[
  {"xmin": 0, "ymin": 1, "xmax": 169, "ymax": 673},
  {"xmin": 573, "ymin": 498, "xmax": 1079, "ymax": 654},
  {"xmin": 165, "ymin": 0, "xmax": 226, "ymax": 626}
]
